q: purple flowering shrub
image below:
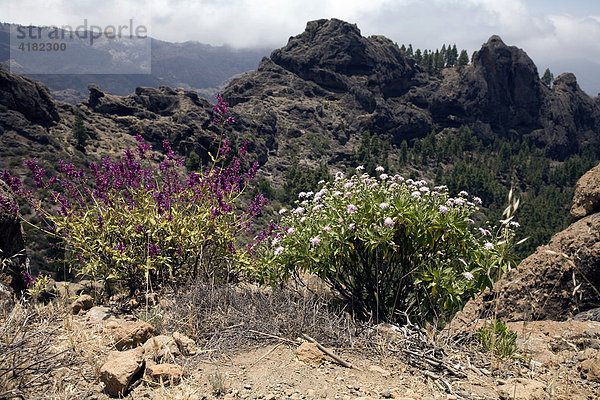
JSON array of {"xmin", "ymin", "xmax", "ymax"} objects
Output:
[
  {"xmin": 260, "ymin": 166, "xmax": 519, "ymax": 325},
  {"xmin": 1, "ymin": 94, "xmax": 267, "ymax": 294}
]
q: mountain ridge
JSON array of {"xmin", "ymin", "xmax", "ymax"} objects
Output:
[
  {"xmin": 1, "ymin": 18, "xmax": 599, "ymax": 268},
  {"xmin": 0, "ymin": 22, "xmax": 271, "ymax": 103}
]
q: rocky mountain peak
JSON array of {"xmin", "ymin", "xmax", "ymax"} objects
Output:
[
  {"xmin": 467, "ymin": 35, "xmax": 543, "ymax": 134},
  {"xmin": 270, "ymin": 19, "xmax": 420, "ymax": 97},
  {"xmin": 0, "ymin": 65, "xmax": 60, "ymax": 125},
  {"xmin": 553, "ymin": 72, "xmax": 580, "ymax": 91}
]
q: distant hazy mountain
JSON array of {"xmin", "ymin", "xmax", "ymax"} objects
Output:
[{"xmin": 0, "ymin": 22, "xmax": 271, "ymax": 103}]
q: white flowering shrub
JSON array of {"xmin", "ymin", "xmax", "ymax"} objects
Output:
[{"xmin": 259, "ymin": 166, "xmax": 519, "ymax": 325}]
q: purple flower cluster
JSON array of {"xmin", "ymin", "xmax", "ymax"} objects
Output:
[
  {"xmin": 0, "ymin": 92, "xmax": 267, "ymax": 280},
  {"xmin": 213, "ymin": 93, "xmax": 235, "ymax": 125}
]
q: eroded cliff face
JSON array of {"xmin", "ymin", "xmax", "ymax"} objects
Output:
[
  {"xmin": 226, "ymin": 19, "xmax": 599, "ymax": 174},
  {"xmin": 3, "ymin": 19, "xmax": 598, "ymax": 187}
]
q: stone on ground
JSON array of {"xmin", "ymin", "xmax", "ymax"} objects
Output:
[
  {"xmin": 496, "ymin": 378, "xmax": 546, "ymax": 400},
  {"xmin": 173, "ymin": 331, "xmax": 196, "ymax": 355},
  {"xmin": 108, "ymin": 320, "xmax": 155, "ymax": 350},
  {"xmin": 146, "ymin": 363, "xmax": 185, "ymax": 384},
  {"xmin": 71, "ymin": 294, "xmax": 94, "ymax": 314},
  {"xmin": 296, "ymin": 342, "xmax": 323, "ymax": 366},
  {"xmin": 99, "ymin": 347, "xmax": 144, "ymax": 397},
  {"xmin": 142, "ymin": 334, "xmax": 180, "ymax": 363}
]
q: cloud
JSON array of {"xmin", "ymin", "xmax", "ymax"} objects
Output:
[{"xmin": 3, "ymin": 0, "xmax": 599, "ymax": 94}]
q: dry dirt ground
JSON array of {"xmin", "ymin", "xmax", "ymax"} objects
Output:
[{"xmin": 2, "ymin": 296, "xmax": 600, "ymax": 400}]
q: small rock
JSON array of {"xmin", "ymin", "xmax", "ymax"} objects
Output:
[
  {"xmin": 296, "ymin": 342, "xmax": 323, "ymax": 366},
  {"xmin": 87, "ymin": 306, "xmax": 112, "ymax": 321},
  {"xmin": 580, "ymin": 354, "xmax": 600, "ymax": 382},
  {"xmin": 55, "ymin": 281, "xmax": 85, "ymax": 298},
  {"xmin": 99, "ymin": 347, "xmax": 144, "ymax": 397},
  {"xmin": 110, "ymin": 320, "xmax": 155, "ymax": 350},
  {"xmin": 173, "ymin": 331, "xmax": 196, "ymax": 355},
  {"xmin": 369, "ymin": 365, "xmax": 391, "ymax": 377},
  {"xmin": 142, "ymin": 334, "xmax": 180, "ymax": 363},
  {"xmin": 72, "ymin": 294, "xmax": 94, "ymax": 314},
  {"xmin": 496, "ymin": 378, "xmax": 546, "ymax": 400},
  {"xmin": 146, "ymin": 363, "xmax": 184, "ymax": 384},
  {"xmin": 380, "ymin": 389, "xmax": 392, "ymax": 398}
]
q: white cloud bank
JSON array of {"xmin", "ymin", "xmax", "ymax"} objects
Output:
[{"xmin": 3, "ymin": 0, "xmax": 600, "ymax": 95}]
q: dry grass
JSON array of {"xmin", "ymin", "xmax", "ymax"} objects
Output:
[
  {"xmin": 0, "ymin": 301, "xmax": 83, "ymax": 399},
  {"xmin": 160, "ymin": 281, "xmax": 359, "ymax": 355}
]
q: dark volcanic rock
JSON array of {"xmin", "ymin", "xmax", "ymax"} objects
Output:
[
  {"xmin": 131, "ymin": 87, "xmax": 181, "ymax": 116},
  {"xmin": 419, "ymin": 36, "xmax": 543, "ymax": 135},
  {"xmin": 86, "ymin": 84, "xmax": 139, "ymax": 115},
  {"xmin": 470, "ymin": 35, "xmax": 543, "ymax": 131},
  {"xmin": 538, "ymin": 72, "xmax": 600, "ymax": 158},
  {"xmin": 271, "ymin": 19, "xmax": 421, "ymax": 98},
  {"xmin": 0, "ymin": 65, "xmax": 59, "ymax": 125},
  {"xmin": 225, "ymin": 19, "xmax": 600, "ymax": 183},
  {"xmin": 0, "ymin": 180, "xmax": 26, "ymax": 294}
]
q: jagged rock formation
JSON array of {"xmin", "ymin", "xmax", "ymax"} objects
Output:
[
  {"xmin": 2, "ymin": 19, "xmax": 599, "ymax": 185},
  {"xmin": 0, "ymin": 66, "xmax": 59, "ymax": 125},
  {"xmin": 225, "ymin": 19, "xmax": 600, "ymax": 181},
  {"xmin": 1, "ymin": 19, "xmax": 600, "ymax": 273},
  {"xmin": 453, "ymin": 163, "xmax": 600, "ymax": 324}
]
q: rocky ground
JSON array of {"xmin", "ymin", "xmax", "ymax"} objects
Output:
[{"xmin": 2, "ymin": 289, "xmax": 600, "ymax": 400}]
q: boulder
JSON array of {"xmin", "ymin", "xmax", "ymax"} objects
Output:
[
  {"xmin": 0, "ymin": 64, "xmax": 60, "ymax": 125},
  {"xmin": 571, "ymin": 163, "xmax": 600, "ymax": 220},
  {"xmin": 99, "ymin": 347, "xmax": 144, "ymax": 397},
  {"xmin": 142, "ymin": 335, "xmax": 180, "ymax": 363},
  {"xmin": 454, "ymin": 209, "xmax": 600, "ymax": 325},
  {"xmin": 296, "ymin": 342, "xmax": 323, "ymax": 366},
  {"xmin": 86, "ymin": 84, "xmax": 138, "ymax": 115},
  {"xmin": 146, "ymin": 363, "xmax": 185, "ymax": 384},
  {"xmin": 86, "ymin": 306, "xmax": 113, "ymax": 322},
  {"xmin": 131, "ymin": 86, "xmax": 181, "ymax": 116},
  {"xmin": 0, "ymin": 180, "xmax": 26, "ymax": 294},
  {"xmin": 107, "ymin": 320, "xmax": 155, "ymax": 350}
]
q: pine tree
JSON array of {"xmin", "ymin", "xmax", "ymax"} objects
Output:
[
  {"xmin": 541, "ymin": 68, "xmax": 554, "ymax": 88},
  {"xmin": 414, "ymin": 48, "xmax": 422, "ymax": 64},
  {"xmin": 407, "ymin": 44, "xmax": 413, "ymax": 57},
  {"xmin": 446, "ymin": 44, "xmax": 458, "ymax": 67},
  {"xmin": 457, "ymin": 49, "xmax": 469, "ymax": 67},
  {"xmin": 434, "ymin": 49, "xmax": 444, "ymax": 72},
  {"xmin": 72, "ymin": 108, "xmax": 88, "ymax": 151},
  {"xmin": 440, "ymin": 44, "xmax": 447, "ymax": 67},
  {"xmin": 185, "ymin": 150, "xmax": 201, "ymax": 171},
  {"xmin": 424, "ymin": 51, "xmax": 434, "ymax": 74}
]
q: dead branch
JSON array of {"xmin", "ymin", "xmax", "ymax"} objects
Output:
[{"xmin": 301, "ymin": 334, "xmax": 362, "ymax": 371}]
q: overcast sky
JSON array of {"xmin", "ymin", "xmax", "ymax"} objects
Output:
[{"xmin": 3, "ymin": 0, "xmax": 600, "ymax": 96}]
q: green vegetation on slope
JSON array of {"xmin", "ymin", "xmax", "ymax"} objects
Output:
[{"xmin": 280, "ymin": 126, "xmax": 598, "ymax": 259}]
